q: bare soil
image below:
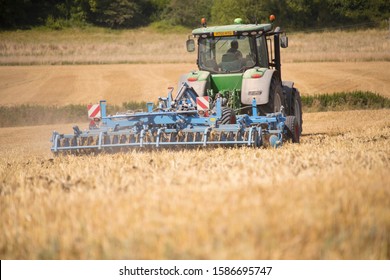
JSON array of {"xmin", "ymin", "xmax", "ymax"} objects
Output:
[{"xmin": 0, "ymin": 62, "xmax": 389, "ymax": 106}]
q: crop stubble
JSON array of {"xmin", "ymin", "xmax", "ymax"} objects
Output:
[
  {"xmin": 0, "ymin": 110, "xmax": 389, "ymax": 259},
  {"xmin": 0, "ymin": 28, "xmax": 389, "ymax": 259}
]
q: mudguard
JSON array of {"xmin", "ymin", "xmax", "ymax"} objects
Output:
[
  {"xmin": 241, "ymin": 68, "xmax": 275, "ymax": 105},
  {"xmin": 178, "ymin": 70, "xmax": 210, "ymax": 96}
]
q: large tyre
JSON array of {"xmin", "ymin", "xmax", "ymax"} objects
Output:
[
  {"xmin": 220, "ymin": 107, "xmax": 236, "ymax": 124},
  {"xmin": 285, "ymin": 116, "xmax": 300, "ymax": 143},
  {"xmin": 292, "ymin": 88, "xmax": 303, "ymax": 135},
  {"xmin": 259, "ymin": 73, "xmax": 284, "ymax": 115}
]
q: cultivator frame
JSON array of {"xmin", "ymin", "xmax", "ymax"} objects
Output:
[{"xmin": 51, "ymin": 83, "xmax": 288, "ymax": 154}]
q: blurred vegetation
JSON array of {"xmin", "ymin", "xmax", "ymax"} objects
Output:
[
  {"xmin": 301, "ymin": 91, "xmax": 390, "ymax": 112},
  {"xmin": 1, "ymin": 92, "xmax": 389, "ymax": 127},
  {"xmin": 0, "ymin": 0, "xmax": 389, "ymax": 30}
]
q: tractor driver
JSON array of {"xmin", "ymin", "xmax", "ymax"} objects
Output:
[{"xmin": 227, "ymin": 40, "xmax": 243, "ymax": 59}]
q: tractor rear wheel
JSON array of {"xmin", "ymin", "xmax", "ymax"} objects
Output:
[
  {"xmin": 292, "ymin": 88, "xmax": 303, "ymax": 135},
  {"xmin": 285, "ymin": 116, "xmax": 300, "ymax": 143},
  {"xmin": 259, "ymin": 73, "xmax": 284, "ymax": 115}
]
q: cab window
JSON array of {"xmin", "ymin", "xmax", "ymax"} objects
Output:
[{"xmin": 256, "ymin": 36, "xmax": 269, "ymax": 68}]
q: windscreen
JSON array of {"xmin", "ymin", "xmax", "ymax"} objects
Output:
[{"xmin": 198, "ymin": 36, "xmax": 256, "ymax": 73}]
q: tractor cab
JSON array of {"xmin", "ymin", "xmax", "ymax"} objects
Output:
[{"xmin": 187, "ymin": 18, "xmax": 288, "ymax": 75}]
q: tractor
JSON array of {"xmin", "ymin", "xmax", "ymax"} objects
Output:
[
  {"xmin": 50, "ymin": 16, "xmax": 302, "ymax": 153},
  {"xmin": 183, "ymin": 16, "xmax": 302, "ymax": 140}
]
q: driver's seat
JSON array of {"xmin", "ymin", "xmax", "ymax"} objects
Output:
[{"xmin": 221, "ymin": 53, "xmax": 241, "ymax": 71}]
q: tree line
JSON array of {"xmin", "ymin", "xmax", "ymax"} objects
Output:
[{"xmin": 1, "ymin": 0, "xmax": 389, "ymax": 30}]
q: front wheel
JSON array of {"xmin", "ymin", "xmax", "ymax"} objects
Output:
[{"xmin": 220, "ymin": 107, "xmax": 236, "ymax": 124}]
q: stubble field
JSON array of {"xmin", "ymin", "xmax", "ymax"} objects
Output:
[{"xmin": 0, "ymin": 28, "xmax": 389, "ymax": 259}]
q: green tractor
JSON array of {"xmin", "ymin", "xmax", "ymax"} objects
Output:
[{"xmin": 183, "ymin": 17, "xmax": 302, "ymax": 141}]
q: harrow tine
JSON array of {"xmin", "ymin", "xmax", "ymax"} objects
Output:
[{"xmin": 156, "ymin": 129, "xmax": 163, "ymax": 148}]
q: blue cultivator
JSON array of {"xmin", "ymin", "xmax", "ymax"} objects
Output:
[{"xmin": 51, "ymin": 83, "xmax": 291, "ymax": 154}]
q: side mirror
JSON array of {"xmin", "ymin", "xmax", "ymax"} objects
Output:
[
  {"xmin": 186, "ymin": 39, "xmax": 195, "ymax": 52},
  {"xmin": 280, "ymin": 35, "xmax": 288, "ymax": 48}
]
